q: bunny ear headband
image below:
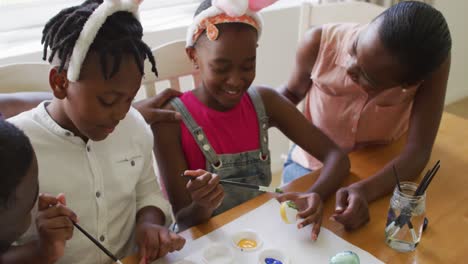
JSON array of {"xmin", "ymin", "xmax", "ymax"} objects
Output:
[
  {"xmin": 186, "ymin": 0, "xmax": 278, "ymax": 47},
  {"xmin": 65, "ymin": 0, "xmax": 143, "ymax": 82}
]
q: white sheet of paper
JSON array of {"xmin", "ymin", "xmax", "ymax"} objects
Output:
[{"xmin": 154, "ymin": 199, "xmax": 384, "ymax": 264}]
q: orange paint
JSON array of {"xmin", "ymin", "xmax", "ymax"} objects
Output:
[{"xmin": 237, "ymin": 239, "xmax": 257, "ymax": 249}]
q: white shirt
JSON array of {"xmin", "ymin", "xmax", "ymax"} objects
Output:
[{"xmin": 8, "ymin": 102, "xmax": 172, "ymax": 264}]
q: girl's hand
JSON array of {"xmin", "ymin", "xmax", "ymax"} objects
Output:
[
  {"xmin": 277, "ymin": 192, "xmax": 323, "ymax": 241},
  {"xmin": 136, "ymin": 224, "xmax": 185, "ymax": 263},
  {"xmin": 184, "ymin": 169, "xmax": 225, "ymax": 210},
  {"xmin": 331, "ymin": 185, "xmax": 370, "ymax": 230}
]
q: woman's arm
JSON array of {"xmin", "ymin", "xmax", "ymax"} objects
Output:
[
  {"xmin": 280, "ymin": 26, "xmax": 322, "ymax": 105},
  {"xmin": 152, "ymin": 104, "xmax": 222, "ymax": 230},
  {"xmin": 333, "ymin": 55, "xmax": 451, "ymax": 230}
]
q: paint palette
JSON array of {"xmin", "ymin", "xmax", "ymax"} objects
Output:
[
  {"xmin": 231, "ymin": 229, "xmax": 263, "ymax": 252},
  {"xmin": 202, "ymin": 243, "xmax": 234, "ymax": 264},
  {"xmin": 258, "ymin": 249, "xmax": 290, "ymax": 264}
]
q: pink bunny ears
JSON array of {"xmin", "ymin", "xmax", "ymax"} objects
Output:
[
  {"xmin": 214, "ymin": 0, "xmax": 278, "ymax": 16},
  {"xmin": 66, "ymin": 0, "xmax": 143, "ymax": 82},
  {"xmin": 186, "ymin": 0, "xmax": 278, "ymax": 47}
]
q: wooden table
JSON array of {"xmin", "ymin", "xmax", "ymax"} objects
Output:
[{"xmin": 124, "ymin": 112, "xmax": 468, "ymax": 264}]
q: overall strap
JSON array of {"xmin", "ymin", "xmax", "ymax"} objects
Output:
[
  {"xmin": 170, "ymin": 98, "xmax": 220, "ymax": 165},
  {"xmin": 247, "ymin": 87, "xmax": 269, "ymax": 158}
]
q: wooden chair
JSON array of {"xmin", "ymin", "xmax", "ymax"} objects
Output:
[{"xmin": 141, "ymin": 40, "xmax": 200, "ymax": 98}]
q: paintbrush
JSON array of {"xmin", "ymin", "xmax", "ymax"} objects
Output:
[
  {"xmin": 219, "ymin": 180, "xmax": 283, "ymax": 194},
  {"xmin": 72, "ymin": 222, "xmax": 123, "ymax": 264},
  {"xmin": 181, "ymin": 173, "xmax": 283, "ymax": 194}
]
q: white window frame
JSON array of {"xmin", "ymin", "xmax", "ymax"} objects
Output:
[{"xmin": 0, "ymin": 0, "xmax": 200, "ymax": 32}]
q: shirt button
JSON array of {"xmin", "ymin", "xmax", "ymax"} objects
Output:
[
  {"xmin": 197, "ymin": 134, "xmax": 204, "ymax": 141},
  {"xmin": 99, "ymin": 235, "xmax": 105, "ymax": 242},
  {"xmin": 96, "ymin": 191, "xmax": 101, "ymax": 198},
  {"xmin": 262, "ymin": 123, "xmax": 267, "ymax": 129},
  {"xmin": 263, "ymin": 137, "xmax": 267, "ymax": 143},
  {"xmin": 86, "ymin": 146, "xmax": 91, "ymax": 152},
  {"xmin": 65, "ymin": 132, "xmax": 71, "ymax": 136},
  {"xmin": 131, "ymin": 160, "xmax": 135, "ymax": 166},
  {"xmin": 203, "ymin": 144, "xmax": 210, "ymax": 151}
]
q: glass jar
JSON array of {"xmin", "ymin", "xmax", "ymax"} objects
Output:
[{"xmin": 384, "ymin": 182, "xmax": 426, "ymax": 252}]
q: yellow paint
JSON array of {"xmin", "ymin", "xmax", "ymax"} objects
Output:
[{"xmin": 237, "ymin": 239, "xmax": 257, "ymax": 249}]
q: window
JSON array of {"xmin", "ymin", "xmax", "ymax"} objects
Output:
[{"xmin": 0, "ymin": 0, "xmax": 202, "ymax": 32}]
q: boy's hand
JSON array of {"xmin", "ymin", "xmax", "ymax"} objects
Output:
[
  {"xmin": 277, "ymin": 192, "xmax": 323, "ymax": 241},
  {"xmin": 331, "ymin": 185, "xmax": 370, "ymax": 230},
  {"xmin": 136, "ymin": 223, "xmax": 185, "ymax": 263},
  {"xmin": 185, "ymin": 169, "xmax": 225, "ymax": 210},
  {"xmin": 36, "ymin": 193, "xmax": 77, "ymax": 263},
  {"xmin": 133, "ymin": 88, "xmax": 182, "ymax": 125}
]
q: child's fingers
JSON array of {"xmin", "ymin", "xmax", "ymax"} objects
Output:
[
  {"xmin": 311, "ymin": 220, "xmax": 322, "ymax": 241},
  {"xmin": 184, "ymin": 169, "xmax": 208, "ymax": 177},
  {"xmin": 40, "ymin": 204, "xmax": 78, "ymax": 222},
  {"xmin": 38, "ymin": 193, "xmax": 59, "ymax": 210},
  {"xmin": 138, "ymin": 246, "xmax": 147, "ymax": 264},
  {"xmin": 169, "ymin": 232, "xmax": 186, "ymax": 251},
  {"xmin": 147, "ymin": 234, "xmax": 159, "ymax": 261},
  {"xmin": 56, "ymin": 193, "xmax": 66, "ymax": 205},
  {"xmin": 157, "ymin": 229, "xmax": 172, "ymax": 259},
  {"xmin": 37, "ymin": 215, "xmax": 74, "ymax": 230},
  {"xmin": 39, "ymin": 227, "xmax": 74, "ymax": 241},
  {"xmin": 276, "ymin": 192, "xmax": 300, "ymax": 203},
  {"xmin": 335, "ymin": 188, "xmax": 349, "ymax": 214}
]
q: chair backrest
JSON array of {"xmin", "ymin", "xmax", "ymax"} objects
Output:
[
  {"xmin": 142, "ymin": 40, "xmax": 200, "ymax": 98},
  {"xmin": 298, "ymin": 1, "xmax": 386, "ymax": 41},
  {"xmin": 0, "ymin": 63, "xmax": 51, "ymax": 93}
]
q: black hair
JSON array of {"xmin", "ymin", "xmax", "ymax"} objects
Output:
[
  {"xmin": 192, "ymin": 0, "xmax": 258, "ymax": 47},
  {"xmin": 0, "ymin": 120, "xmax": 34, "ymax": 209},
  {"xmin": 42, "ymin": 0, "xmax": 157, "ymax": 80},
  {"xmin": 376, "ymin": 1, "xmax": 451, "ymax": 83}
]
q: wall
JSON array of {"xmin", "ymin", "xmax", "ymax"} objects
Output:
[{"xmin": 433, "ymin": 0, "xmax": 468, "ymax": 105}]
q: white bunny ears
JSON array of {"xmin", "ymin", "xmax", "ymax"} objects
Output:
[
  {"xmin": 186, "ymin": 0, "xmax": 278, "ymax": 47},
  {"xmin": 67, "ymin": 0, "xmax": 143, "ymax": 82}
]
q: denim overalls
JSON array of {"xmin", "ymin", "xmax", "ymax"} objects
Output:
[{"xmin": 171, "ymin": 87, "xmax": 272, "ymax": 215}]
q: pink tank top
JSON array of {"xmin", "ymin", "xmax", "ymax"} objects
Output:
[
  {"xmin": 292, "ymin": 23, "xmax": 419, "ymax": 170},
  {"xmin": 180, "ymin": 91, "xmax": 260, "ymax": 169}
]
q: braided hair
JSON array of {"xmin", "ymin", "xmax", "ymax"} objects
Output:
[
  {"xmin": 42, "ymin": 0, "xmax": 157, "ymax": 80},
  {"xmin": 376, "ymin": 1, "xmax": 451, "ymax": 83}
]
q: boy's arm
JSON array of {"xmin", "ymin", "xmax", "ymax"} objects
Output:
[
  {"xmin": 259, "ymin": 86, "xmax": 350, "ymax": 199},
  {"xmin": 152, "ymin": 104, "xmax": 217, "ymax": 230},
  {"xmin": 280, "ymin": 26, "xmax": 322, "ymax": 105}
]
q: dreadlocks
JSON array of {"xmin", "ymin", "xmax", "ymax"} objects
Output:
[{"xmin": 41, "ymin": 0, "xmax": 157, "ymax": 80}]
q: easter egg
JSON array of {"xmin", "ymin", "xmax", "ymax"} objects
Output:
[
  {"xmin": 330, "ymin": 251, "xmax": 360, "ymax": 264},
  {"xmin": 279, "ymin": 201, "xmax": 298, "ymax": 224}
]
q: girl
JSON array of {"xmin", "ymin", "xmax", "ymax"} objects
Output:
[
  {"xmin": 154, "ymin": 0, "xmax": 350, "ymax": 241},
  {"xmin": 9, "ymin": 0, "xmax": 185, "ymax": 263},
  {"xmin": 281, "ymin": 1, "xmax": 451, "ymax": 230}
]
